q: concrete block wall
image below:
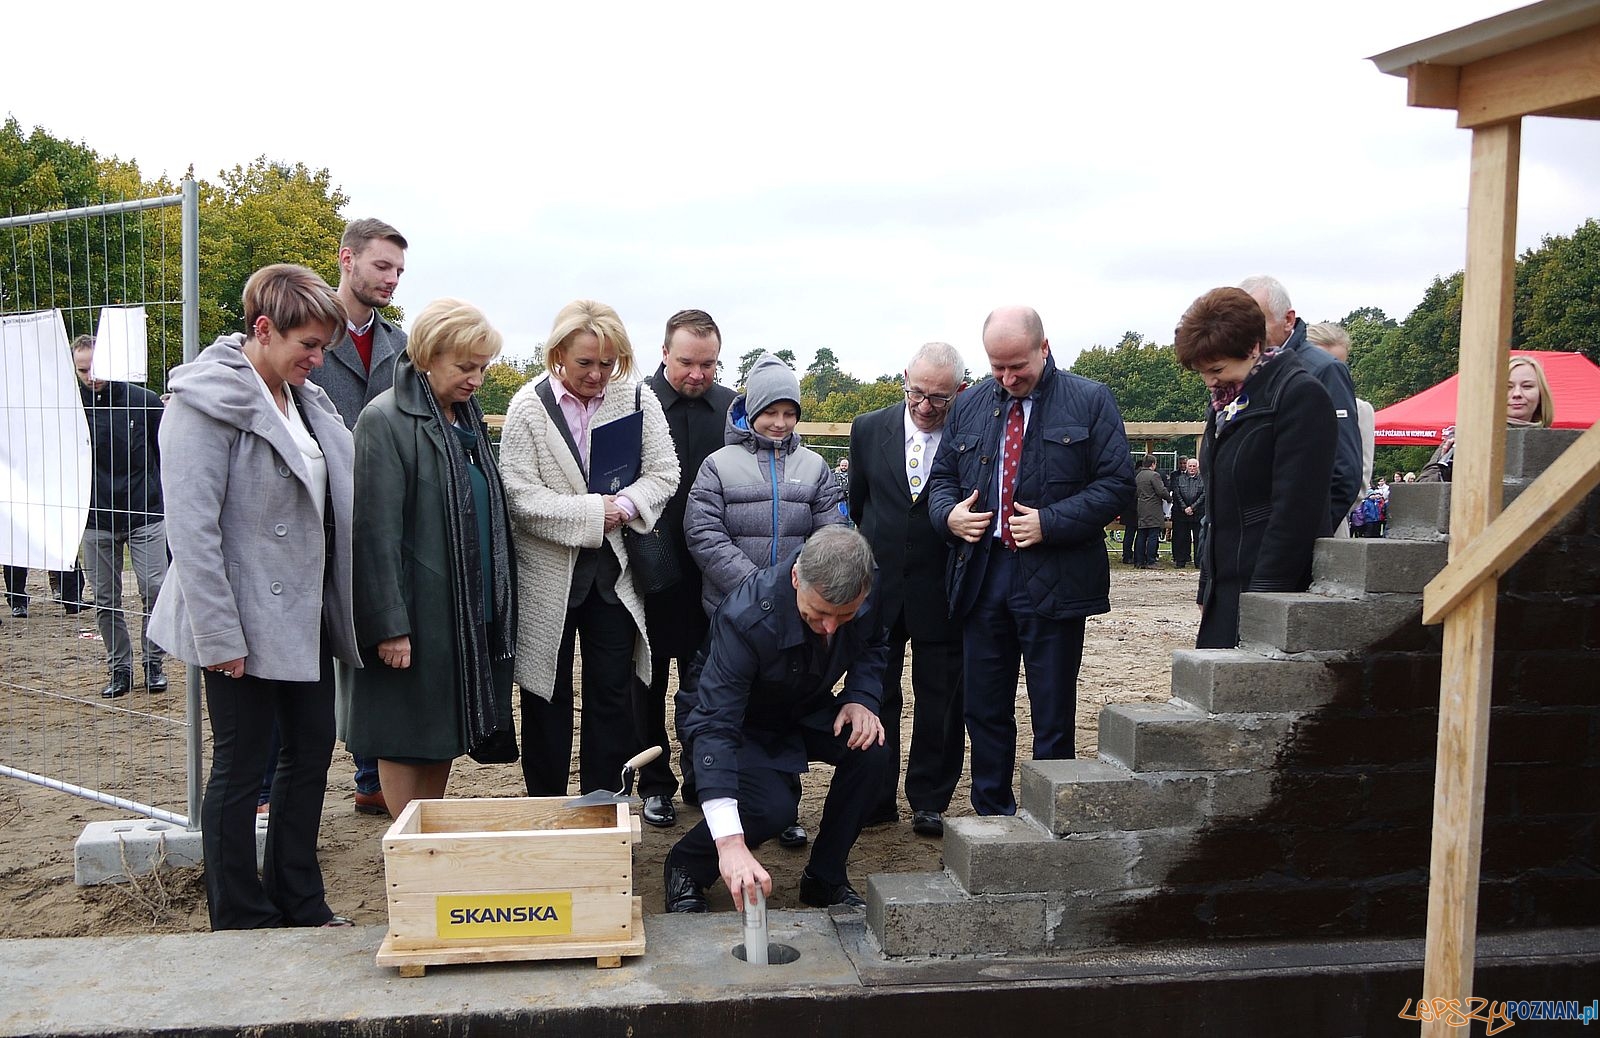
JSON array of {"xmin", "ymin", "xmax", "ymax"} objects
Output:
[{"xmin": 868, "ymin": 427, "xmax": 1600, "ymax": 958}]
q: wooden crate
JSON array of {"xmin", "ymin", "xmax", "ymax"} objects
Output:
[{"xmin": 375, "ymin": 796, "xmax": 645, "ymax": 976}]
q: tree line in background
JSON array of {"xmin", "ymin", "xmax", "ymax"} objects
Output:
[{"xmin": 6, "ymin": 117, "xmax": 1596, "ymax": 469}]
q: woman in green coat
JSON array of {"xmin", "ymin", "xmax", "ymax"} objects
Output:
[{"xmin": 348, "ymin": 299, "xmax": 517, "ymax": 818}]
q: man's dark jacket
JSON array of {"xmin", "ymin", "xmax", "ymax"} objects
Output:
[
  {"xmin": 644, "ymin": 365, "xmax": 735, "ymax": 656},
  {"xmin": 679, "ymin": 550, "xmax": 889, "ymax": 803},
  {"xmin": 80, "ymin": 380, "xmax": 164, "ymax": 533},
  {"xmin": 1172, "ymin": 470, "xmax": 1205, "ymax": 522},
  {"xmin": 927, "ymin": 353, "xmax": 1135, "ymax": 622},
  {"xmin": 847, "ymin": 401, "xmax": 956, "ymax": 642},
  {"xmin": 1282, "ymin": 318, "xmax": 1361, "ymax": 534}
]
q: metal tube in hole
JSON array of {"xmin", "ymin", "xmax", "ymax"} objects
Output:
[{"xmin": 743, "ymin": 886, "xmax": 768, "ymax": 965}]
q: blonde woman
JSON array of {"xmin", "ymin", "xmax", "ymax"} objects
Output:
[
  {"xmin": 1419, "ymin": 355, "xmax": 1557, "ymax": 482},
  {"xmin": 347, "ymin": 300, "xmax": 518, "ymax": 819},
  {"xmin": 500, "ymin": 301, "xmax": 679, "ymax": 796}
]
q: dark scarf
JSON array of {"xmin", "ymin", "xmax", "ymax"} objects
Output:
[
  {"xmin": 414, "ymin": 373, "xmax": 516, "ymax": 751},
  {"xmin": 1210, "ymin": 347, "xmax": 1284, "ymax": 420}
]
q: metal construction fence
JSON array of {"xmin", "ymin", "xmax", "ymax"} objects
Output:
[{"xmin": 0, "ymin": 183, "xmax": 201, "ymax": 827}]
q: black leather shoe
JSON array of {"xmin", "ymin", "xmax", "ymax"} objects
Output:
[
  {"xmin": 798, "ymin": 869, "xmax": 865, "ymax": 910},
  {"xmin": 641, "ymin": 794, "xmax": 676, "ymax": 828},
  {"xmin": 100, "ymin": 670, "xmax": 133, "ymax": 699},
  {"xmin": 9, "ymin": 605, "xmax": 26, "ymax": 618},
  {"xmin": 144, "ymin": 663, "xmax": 169, "ymax": 693},
  {"xmin": 664, "ymin": 860, "xmax": 708, "ymax": 913},
  {"xmin": 911, "ymin": 810, "xmax": 944, "ymax": 838},
  {"xmin": 778, "ymin": 823, "xmax": 808, "ymax": 848}
]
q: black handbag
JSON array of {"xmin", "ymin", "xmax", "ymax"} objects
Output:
[{"xmin": 621, "ymin": 385, "xmax": 683, "ymax": 595}]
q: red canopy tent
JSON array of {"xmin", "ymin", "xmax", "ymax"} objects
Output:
[{"xmin": 1372, "ymin": 350, "xmax": 1600, "ymax": 446}]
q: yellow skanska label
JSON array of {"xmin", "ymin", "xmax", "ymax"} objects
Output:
[{"xmin": 436, "ymin": 892, "xmax": 573, "ymax": 939}]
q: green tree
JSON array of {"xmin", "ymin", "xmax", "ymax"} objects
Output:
[
  {"xmin": 477, "ymin": 360, "xmax": 532, "ymax": 417},
  {"xmin": 1515, "ymin": 218, "xmax": 1600, "ymax": 363},
  {"xmin": 736, "ymin": 347, "xmax": 797, "ymax": 387},
  {"xmin": 1070, "ymin": 331, "xmax": 1208, "ymax": 422},
  {"xmin": 806, "ymin": 376, "xmax": 904, "ymax": 423},
  {"xmin": 1, "ymin": 118, "xmax": 183, "ymax": 385},
  {"xmin": 197, "ymin": 157, "xmax": 350, "ymax": 342},
  {"xmin": 803, "ymin": 347, "xmax": 860, "ymax": 401}
]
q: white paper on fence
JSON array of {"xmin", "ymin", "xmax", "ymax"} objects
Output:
[
  {"xmin": 0, "ymin": 309, "xmax": 92, "ymax": 569},
  {"xmin": 91, "ymin": 305, "xmax": 149, "ymax": 383}
]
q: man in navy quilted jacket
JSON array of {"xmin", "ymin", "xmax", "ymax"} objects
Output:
[{"xmin": 927, "ymin": 306, "xmax": 1134, "ymax": 816}]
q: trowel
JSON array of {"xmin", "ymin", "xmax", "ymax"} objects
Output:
[{"xmin": 563, "ymin": 746, "xmax": 663, "ymax": 809}]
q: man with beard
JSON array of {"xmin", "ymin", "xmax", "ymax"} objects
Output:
[
  {"xmin": 638, "ymin": 309, "xmax": 736, "ymax": 828},
  {"xmin": 847, "ymin": 341, "xmax": 966, "ymax": 837},
  {"xmin": 309, "ymin": 217, "xmax": 409, "ymax": 817}
]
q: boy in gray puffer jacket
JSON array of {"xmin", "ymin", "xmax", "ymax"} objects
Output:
[{"xmin": 686, "ymin": 352, "xmax": 844, "ymax": 616}]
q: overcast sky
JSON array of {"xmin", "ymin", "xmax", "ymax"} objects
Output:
[{"xmin": 5, "ymin": 1, "xmax": 1596, "ymax": 379}]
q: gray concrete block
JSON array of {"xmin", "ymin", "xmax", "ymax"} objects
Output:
[
  {"xmin": 1206, "ymin": 769, "xmax": 1280, "ymax": 819},
  {"xmin": 1238, "ymin": 592, "xmax": 1422, "ymax": 654},
  {"xmin": 75, "ymin": 814, "xmax": 265, "ymax": 885},
  {"xmin": 866, "ymin": 871, "xmax": 1048, "ymax": 956},
  {"xmin": 1385, "ymin": 481, "xmax": 1451, "ymax": 539},
  {"xmin": 1171, "ymin": 648, "xmax": 1344, "ymax": 713},
  {"xmin": 1129, "ymin": 830, "xmax": 1201, "ymax": 887},
  {"xmin": 1046, "ymin": 888, "xmax": 1161, "ymax": 950},
  {"xmin": 1021, "ymin": 759, "xmax": 1209, "ymax": 835},
  {"xmin": 1099, "ymin": 702, "xmax": 1293, "ymax": 772},
  {"xmin": 945, "ymin": 815, "xmax": 1135, "ymax": 894},
  {"xmin": 1507, "ymin": 427, "xmax": 1583, "ymax": 479},
  {"xmin": 1310, "ymin": 538, "xmax": 1449, "ymax": 597},
  {"xmin": 1504, "ymin": 480, "xmax": 1590, "ymax": 537}
]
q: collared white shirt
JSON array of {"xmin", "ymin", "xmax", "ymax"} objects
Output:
[{"xmin": 903, "ymin": 406, "xmax": 943, "ymax": 501}]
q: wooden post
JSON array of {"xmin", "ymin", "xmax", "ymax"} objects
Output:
[{"xmin": 1420, "ymin": 118, "xmax": 1519, "ymax": 1034}]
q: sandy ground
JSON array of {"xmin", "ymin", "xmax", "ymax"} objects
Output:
[{"xmin": 0, "ymin": 561, "xmax": 1198, "ymax": 937}]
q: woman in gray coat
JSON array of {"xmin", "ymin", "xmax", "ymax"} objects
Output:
[
  {"xmin": 347, "ymin": 299, "xmax": 517, "ymax": 818},
  {"xmin": 149, "ymin": 264, "xmax": 360, "ymax": 931}
]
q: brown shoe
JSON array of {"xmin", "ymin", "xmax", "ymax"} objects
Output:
[{"xmin": 354, "ymin": 790, "xmax": 390, "ymax": 816}]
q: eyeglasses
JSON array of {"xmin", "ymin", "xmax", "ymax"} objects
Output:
[{"xmin": 905, "ymin": 389, "xmax": 953, "ymax": 410}]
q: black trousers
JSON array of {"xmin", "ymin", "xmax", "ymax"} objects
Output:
[
  {"xmin": 634, "ymin": 650, "xmax": 692, "ymax": 800},
  {"xmin": 1170, "ymin": 520, "xmax": 1200, "ymax": 567},
  {"xmin": 962, "ymin": 548, "xmax": 1085, "ymax": 816},
  {"xmin": 3, "ymin": 565, "xmax": 85, "ymax": 609},
  {"xmin": 201, "ymin": 655, "xmax": 336, "ymax": 930},
  {"xmin": 521, "ymin": 584, "xmax": 638, "ymax": 796},
  {"xmin": 668, "ymin": 726, "xmax": 893, "ymax": 888},
  {"xmin": 873, "ymin": 615, "xmax": 964, "ymax": 817}
]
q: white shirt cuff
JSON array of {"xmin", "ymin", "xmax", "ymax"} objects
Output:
[{"xmin": 702, "ymin": 797, "xmax": 743, "ymax": 841}]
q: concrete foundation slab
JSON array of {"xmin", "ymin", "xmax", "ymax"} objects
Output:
[
  {"xmin": 6, "ymin": 917, "xmax": 1600, "ymax": 1037},
  {"xmin": 74, "ymin": 814, "xmax": 267, "ymax": 886}
]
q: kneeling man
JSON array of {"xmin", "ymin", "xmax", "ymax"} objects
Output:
[{"xmin": 665, "ymin": 526, "xmax": 892, "ymax": 912}]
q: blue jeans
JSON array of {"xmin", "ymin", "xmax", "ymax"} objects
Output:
[{"xmin": 1133, "ymin": 527, "xmax": 1161, "ymax": 567}]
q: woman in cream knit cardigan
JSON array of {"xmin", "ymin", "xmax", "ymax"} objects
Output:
[{"xmin": 499, "ymin": 300, "xmax": 679, "ymax": 796}]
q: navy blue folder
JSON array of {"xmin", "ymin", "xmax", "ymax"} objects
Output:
[{"xmin": 587, "ymin": 409, "xmax": 643, "ymax": 494}]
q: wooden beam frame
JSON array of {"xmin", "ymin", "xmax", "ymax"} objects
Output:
[
  {"xmin": 1457, "ymin": 21, "xmax": 1600, "ymax": 127},
  {"xmin": 1421, "ymin": 119, "xmax": 1520, "ymax": 1034}
]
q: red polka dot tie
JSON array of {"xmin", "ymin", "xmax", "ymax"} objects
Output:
[{"xmin": 1000, "ymin": 398, "xmax": 1024, "ymax": 549}]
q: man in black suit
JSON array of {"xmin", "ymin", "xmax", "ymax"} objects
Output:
[
  {"xmin": 639, "ymin": 310, "xmax": 737, "ymax": 828},
  {"xmin": 847, "ymin": 342, "xmax": 966, "ymax": 838}
]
